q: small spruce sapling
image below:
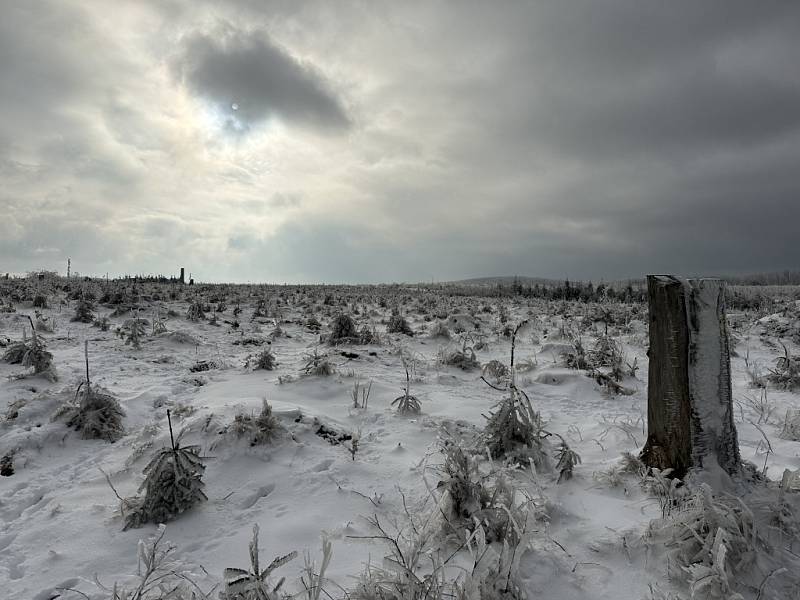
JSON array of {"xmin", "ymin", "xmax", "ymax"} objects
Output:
[
  {"xmin": 482, "ymin": 321, "xmax": 549, "ymax": 468},
  {"xmin": 61, "ymin": 340, "xmax": 124, "ymax": 441},
  {"xmin": 125, "ymin": 313, "xmax": 147, "ymax": 349},
  {"xmin": 248, "ymin": 348, "xmax": 277, "ymax": 371},
  {"xmin": 124, "ymin": 410, "xmax": 207, "ymax": 529},
  {"xmin": 72, "ymin": 295, "xmax": 95, "ymax": 323},
  {"xmin": 3, "ymin": 317, "xmax": 56, "ymax": 380}
]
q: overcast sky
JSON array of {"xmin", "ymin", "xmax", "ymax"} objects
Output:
[{"xmin": 2, "ymin": 1, "xmax": 799, "ymax": 283}]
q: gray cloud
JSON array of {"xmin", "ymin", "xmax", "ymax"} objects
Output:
[
  {"xmin": 2, "ymin": 1, "xmax": 799, "ymax": 282},
  {"xmin": 171, "ymin": 26, "xmax": 350, "ymax": 133}
]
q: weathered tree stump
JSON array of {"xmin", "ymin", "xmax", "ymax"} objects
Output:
[{"xmin": 640, "ymin": 276, "xmax": 740, "ymax": 478}]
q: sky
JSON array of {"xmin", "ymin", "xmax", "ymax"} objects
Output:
[{"xmin": 1, "ymin": 1, "xmax": 799, "ymax": 283}]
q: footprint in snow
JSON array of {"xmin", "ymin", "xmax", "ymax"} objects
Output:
[
  {"xmin": 311, "ymin": 458, "xmax": 334, "ymax": 472},
  {"xmin": 239, "ymin": 483, "xmax": 276, "ymax": 509}
]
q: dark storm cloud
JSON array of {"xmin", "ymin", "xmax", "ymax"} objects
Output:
[
  {"xmin": 172, "ymin": 27, "xmax": 350, "ymax": 133},
  {"xmin": 437, "ymin": 1, "xmax": 800, "ymax": 164},
  {"xmin": 2, "ymin": 0, "xmax": 799, "ymax": 282}
]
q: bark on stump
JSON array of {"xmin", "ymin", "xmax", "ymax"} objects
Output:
[{"xmin": 640, "ymin": 275, "xmax": 741, "ymax": 478}]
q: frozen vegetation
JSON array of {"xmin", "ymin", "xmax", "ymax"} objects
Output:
[{"xmin": 1, "ymin": 272, "xmax": 799, "ymax": 599}]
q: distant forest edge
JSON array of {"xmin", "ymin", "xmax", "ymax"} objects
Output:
[
  {"xmin": 3, "ymin": 269, "xmax": 799, "ymax": 296},
  {"xmin": 3, "ymin": 269, "xmax": 799, "ymax": 312},
  {"xmin": 451, "ymin": 271, "xmax": 800, "ymax": 288}
]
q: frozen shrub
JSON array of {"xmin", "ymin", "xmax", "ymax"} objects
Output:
[
  {"xmin": 328, "ymin": 313, "xmax": 358, "ymax": 344},
  {"xmin": 124, "ymin": 426, "xmax": 207, "ymax": 529},
  {"xmin": 439, "ymin": 445, "xmax": 524, "ymax": 543},
  {"xmin": 302, "ymin": 348, "xmax": 335, "ymax": 376},
  {"xmin": 33, "ymin": 293, "xmax": 48, "ymax": 308},
  {"xmin": 91, "ymin": 315, "xmax": 109, "ymax": 331},
  {"xmin": 561, "ymin": 337, "xmax": 588, "ymax": 370},
  {"xmin": 248, "ymin": 348, "xmax": 277, "ymax": 371},
  {"xmin": 220, "ymin": 524, "xmax": 297, "ymax": 600},
  {"xmin": 441, "ymin": 343, "xmax": 479, "ymax": 371},
  {"xmin": 387, "ymin": 314, "xmax": 413, "ymax": 336},
  {"xmin": 767, "ymin": 345, "xmax": 800, "ymax": 390},
  {"xmin": 3, "ymin": 324, "xmax": 56, "ymax": 380},
  {"xmin": 588, "ymin": 334, "xmax": 623, "ymax": 371},
  {"xmin": 2, "ymin": 338, "xmax": 27, "ymax": 364},
  {"xmin": 457, "ymin": 524, "xmax": 529, "ymax": 600},
  {"xmin": 554, "ymin": 436, "xmax": 581, "ymax": 482},
  {"xmin": 61, "ymin": 384, "xmax": 125, "ymax": 442},
  {"xmin": 72, "ymin": 297, "xmax": 96, "ymax": 323},
  {"xmin": 650, "ymin": 484, "xmax": 767, "ymax": 600},
  {"xmin": 187, "ymin": 299, "xmax": 206, "ymax": 321},
  {"xmin": 220, "ymin": 399, "xmax": 282, "ymax": 446},
  {"xmin": 482, "ymin": 360, "xmax": 509, "ymax": 380},
  {"xmin": 484, "ymin": 386, "xmax": 547, "ymax": 468},
  {"xmin": 305, "ymin": 315, "xmax": 322, "ymax": 331},
  {"xmin": 125, "ymin": 316, "xmax": 147, "ymax": 349}
]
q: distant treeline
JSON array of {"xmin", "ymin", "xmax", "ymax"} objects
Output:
[
  {"xmin": 500, "ymin": 278, "xmax": 646, "ymax": 302},
  {"xmin": 721, "ymin": 271, "xmax": 800, "ymax": 286}
]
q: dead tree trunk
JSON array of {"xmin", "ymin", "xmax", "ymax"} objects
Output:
[{"xmin": 640, "ymin": 276, "xmax": 740, "ymax": 478}]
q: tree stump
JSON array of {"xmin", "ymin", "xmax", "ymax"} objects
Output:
[{"xmin": 640, "ymin": 276, "xmax": 740, "ymax": 478}]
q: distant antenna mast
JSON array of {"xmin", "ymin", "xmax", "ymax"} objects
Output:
[{"xmin": 67, "ymin": 258, "xmax": 71, "ymax": 279}]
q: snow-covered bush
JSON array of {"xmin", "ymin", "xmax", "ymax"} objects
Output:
[
  {"xmin": 440, "ymin": 343, "xmax": 479, "ymax": 371},
  {"xmin": 72, "ymin": 297, "xmax": 95, "ymax": 323},
  {"xmin": 651, "ymin": 484, "xmax": 760, "ymax": 600},
  {"xmin": 2, "ymin": 325, "xmax": 56, "ymax": 380},
  {"xmin": 248, "ymin": 348, "xmax": 277, "ymax": 371},
  {"xmin": 387, "ymin": 314, "xmax": 413, "ymax": 336},
  {"xmin": 217, "ymin": 399, "xmax": 282, "ymax": 447},
  {"xmin": 439, "ymin": 444, "xmax": 526, "ymax": 544},
  {"xmin": 767, "ymin": 345, "xmax": 800, "ymax": 390},
  {"xmin": 484, "ymin": 386, "xmax": 547, "ymax": 469},
  {"xmin": 328, "ymin": 313, "xmax": 358, "ymax": 344},
  {"xmin": 124, "ymin": 434, "xmax": 207, "ymax": 529},
  {"xmin": 302, "ymin": 348, "xmax": 334, "ymax": 376},
  {"xmin": 125, "ymin": 316, "xmax": 147, "ymax": 349},
  {"xmin": 59, "ymin": 383, "xmax": 125, "ymax": 442},
  {"xmin": 482, "ymin": 360, "xmax": 509, "ymax": 380},
  {"xmin": 187, "ymin": 300, "xmax": 205, "ymax": 321}
]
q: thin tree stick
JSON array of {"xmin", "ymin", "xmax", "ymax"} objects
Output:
[
  {"xmin": 84, "ymin": 339, "xmax": 90, "ymax": 388},
  {"xmin": 167, "ymin": 409, "xmax": 176, "ymax": 451}
]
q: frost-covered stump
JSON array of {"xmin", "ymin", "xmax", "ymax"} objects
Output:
[{"xmin": 641, "ymin": 276, "xmax": 741, "ymax": 479}]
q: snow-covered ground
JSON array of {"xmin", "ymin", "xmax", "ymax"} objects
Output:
[{"xmin": 1, "ymin": 283, "xmax": 798, "ymax": 599}]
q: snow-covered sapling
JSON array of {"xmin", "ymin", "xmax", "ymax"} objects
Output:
[
  {"xmin": 248, "ymin": 348, "xmax": 277, "ymax": 371},
  {"xmin": 3, "ymin": 317, "xmax": 56, "ymax": 380},
  {"xmin": 60, "ymin": 340, "xmax": 124, "ymax": 441},
  {"xmin": 71, "ymin": 296, "xmax": 95, "ymax": 323},
  {"xmin": 124, "ymin": 410, "xmax": 207, "ymax": 529},
  {"xmin": 328, "ymin": 313, "xmax": 358, "ymax": 345}
]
